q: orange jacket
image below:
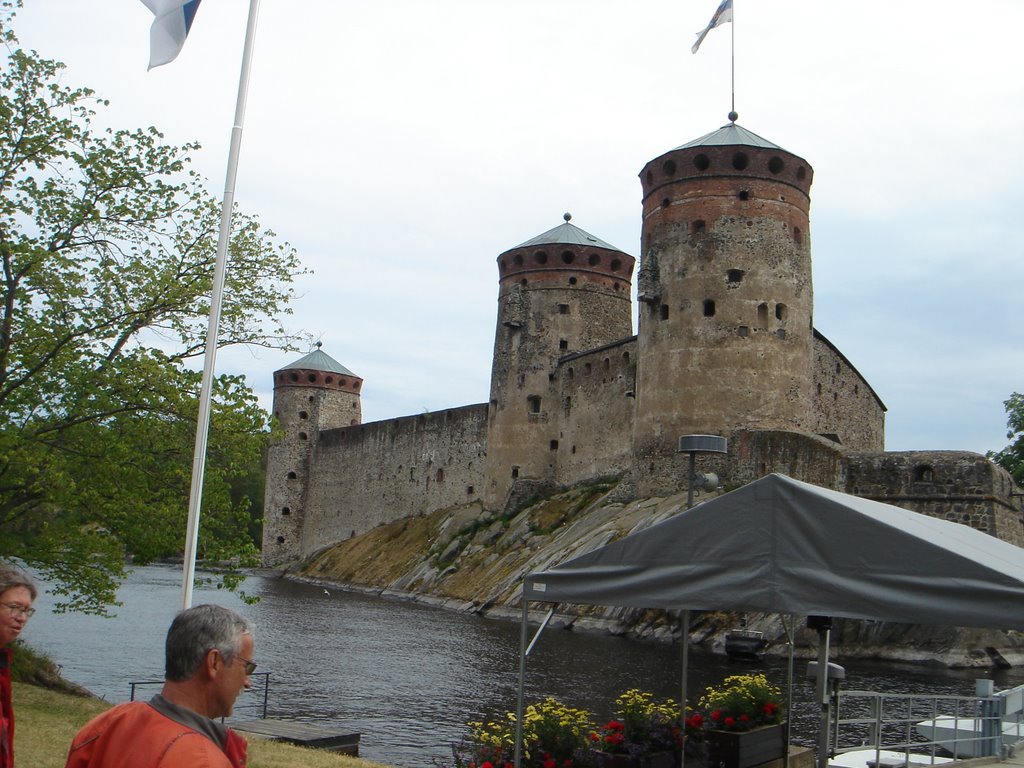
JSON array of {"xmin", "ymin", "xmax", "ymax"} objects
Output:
[{"xmin": 65, "ymin": 701, "xmax": 246, "ymax": 768}]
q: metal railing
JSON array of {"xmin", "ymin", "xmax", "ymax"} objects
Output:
[
  {"xmin": 828, "ymin": 683, "xmax": 1024, "ymax": 765},
  {"xmin": 129, "ymin": 671, "xmax": 272, "ymax": 720}
]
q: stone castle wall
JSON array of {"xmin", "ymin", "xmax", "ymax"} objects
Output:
[
  {"xmin": 553, "ymin": 337, "xmax": 637, "ymax": 484},
  {"xmin": 296, "ymin": 404, "xmax": 488, "ymax": 557},
  {"xmin": 844, "ymin": 450, "xmax": 1023, "ymax": 546},
  {"xmin": 812, "ymin": 331, "xmax": 885, "ymax": 451}
]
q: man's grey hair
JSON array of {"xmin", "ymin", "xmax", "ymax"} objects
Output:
[
  {"xmin": 0, "ymin": 562, "xmax": 38, "ymax": 601},
  {"xmin": 164, "ymin": 604, "xmax": 254, "ymax": 682}
]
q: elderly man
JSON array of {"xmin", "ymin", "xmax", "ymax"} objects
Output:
[{"xmin": 66, "ymin": 604, "xmax": 254, "ymax": 768}]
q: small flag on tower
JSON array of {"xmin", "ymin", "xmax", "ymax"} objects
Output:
[
  {"xmin": 141, "ymin": 0, "xmax": 202, "ymax": 69},
  {"xmin": 692, "ymin": 0, "xmax": 733, "ymax": 54}
]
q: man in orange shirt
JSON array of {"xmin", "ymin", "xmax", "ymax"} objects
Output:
[{"xmin": 66, "ymin": 604, "xmax": 254, "ymax": 768}]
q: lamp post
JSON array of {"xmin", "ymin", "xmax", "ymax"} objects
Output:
[{"xmin": 677, "ymin": 434, "xmax": 728, "ymax": 508}]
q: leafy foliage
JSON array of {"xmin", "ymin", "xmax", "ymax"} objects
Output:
[
  {"xmin": 989, "ymin": 392, "xmax": 1024, "ymax": 485},
  {"xmin": 0, "ymin": 5, "xmax": 306, "ymax": 612}
]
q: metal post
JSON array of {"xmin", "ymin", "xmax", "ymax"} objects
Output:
[
  {"xmin": 784, "ymin": 614, "xmax": 796, "ymax": 768},
  {"xmin": 687, "ymin": 452, "xmax": 696, "ymax": 509},
  {"xmin": 514, "ymin": 592, "xmax": 529, "ymax": 768},
  {"xmin": 815, "ymin": 625, "xmax": 832, "ymax": 768},
  {"xmin": 262, "ymin": 672, "xmax": 270, "ymax": 719},
  {"xmin": 181, "ymin": 0, "xmax": 262, "ymax": 609},
  {"xmin": 679, "ymin": 610, "xmax": 690, "ymax": 768}
]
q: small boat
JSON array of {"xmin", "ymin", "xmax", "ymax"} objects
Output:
[
  {"xmin": 724, "ymin": 628, "xmax": 768, "ymax": 660},
  {"xmin": 914, "ymin": 716, "xmax": 1024, "ymax": 758}
]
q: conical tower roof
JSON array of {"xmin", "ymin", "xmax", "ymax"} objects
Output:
[
  {"xmin": 674, "ymin": 122, "xmax": 786, "ymax": 151},
  {"xmin": 276, "ymin": 346, "xmax": 356, "ymax": 377},
  {"xmin": 512, "ymin": 213, "xmax": 624, "ymax": 253}
]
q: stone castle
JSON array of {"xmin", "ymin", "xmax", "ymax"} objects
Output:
[{"xmin": 261, "ymin": 121, "xmax": 1021, "ymax": 567}]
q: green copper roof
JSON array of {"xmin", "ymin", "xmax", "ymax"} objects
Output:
[
  {"xmin": 675, "ymin": 123, "xmax": 785, "ymax": 151},
  {"xmin": 277, "ymin": 348, "xmax": 356, "ymax": 376},
  {"xmin": 512, "ymin": 215, "xmax": 624, "ymax": 253}
]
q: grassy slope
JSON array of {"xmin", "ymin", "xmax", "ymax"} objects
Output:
[{"xmin": 12, "ymin": 683, "xmax": 392, "ymax": 768}]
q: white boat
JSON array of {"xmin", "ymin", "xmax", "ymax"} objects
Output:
[
  {"xmin": 829, "ymin": 748, "xmax": 953, "ymax": 768},
  {"xmin": 914, "ymin": 716, "xmax": 1024, "ymax": 758}
]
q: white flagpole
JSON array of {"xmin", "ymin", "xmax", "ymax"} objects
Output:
[{"xmin": 181, "ymin": 0, "xmax": 262, "ymax": 610}]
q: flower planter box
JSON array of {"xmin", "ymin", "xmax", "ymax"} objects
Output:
[
  {"xmin": 591, "ymin": 751, "xmax": 677, "ymax": 768},
  {"xmin": 706, "ymin": 723, "xmax": 786, "ymax": 768}
]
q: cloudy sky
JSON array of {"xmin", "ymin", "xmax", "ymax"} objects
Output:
[{"xmin": 11, "ymin": 1, "xmax": 1024, "ymax": 456}]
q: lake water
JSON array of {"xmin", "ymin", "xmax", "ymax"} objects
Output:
[{"xmin": 23, "ymin": 564, "xmax": 1024, "ymax": 767}]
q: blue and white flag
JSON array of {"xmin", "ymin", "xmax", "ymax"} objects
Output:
[
  {"xmin": 141, "ymin": 0, "xmax": 202, "ymax": 69},
  {"xmin": 692, "ymin": 0, "xmax": 733, "ymax": 54}
]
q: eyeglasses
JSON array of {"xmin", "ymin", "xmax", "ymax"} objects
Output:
[
  {"xmin": 1, "ymin": 602, "xmax": 35, "ymax": 618},
  {"xmin": 235, "ymin": 656, "xmax": 257, "ymax": 675}
]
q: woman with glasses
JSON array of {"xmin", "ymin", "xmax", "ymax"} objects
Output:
[{"xmin": 0, "ymin": 563, "xmax": 37, "ymax": 768}]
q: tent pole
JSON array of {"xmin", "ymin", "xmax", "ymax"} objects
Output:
[
  {"xmin": 679, "ymin": 609, "xmax": 690, "ymax": 768},
  {"xmin": 785, "ymin": 614, "xmax": 796, "ymax": 768},
  {"xmin": 814, "ymin": 621, "xmax": 832, "ymax": 768},
  {"xmin": 525, "ymin": 607, "xmax": 556, "ymax": 656},
  {"xmin": 514, "ymin": 591, "xmax": 528, "ymax": 768}
]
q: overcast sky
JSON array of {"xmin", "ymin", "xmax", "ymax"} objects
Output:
[{"xmin": 12, "ymin": 1, "xmax": 1024, "ymax": 456}]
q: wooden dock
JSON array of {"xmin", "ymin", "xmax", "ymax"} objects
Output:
[{"xmin": 231, "ymin": 717, "xmax": 360, "ymax": 755}]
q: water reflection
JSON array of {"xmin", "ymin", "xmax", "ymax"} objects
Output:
[{"xmin": 25, "ymin": 565, "xmax": 1024, "ymax": 767}]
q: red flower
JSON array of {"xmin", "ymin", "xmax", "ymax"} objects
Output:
[
  {"xmin": 604, "ymin": 720, "xmax": 625, "ymax": 731},
  {"xmin": 710, "ymin": 709, "xmax": 722, "ymax": 721},
  {"xmin": 589, "ymin": 732, "xmax": 600, "ymax": 742},
  {"xmin": 479, "ymin": 763, "xmax": 493, "ymax": 768},
  {"xmin": 604, "ymin": 732, "xmax": 625, "ymax": 746},
  {"xmin": 686, "ymin": 714, "xmax": 704, "ymax": 729},
  {"xmin": 763, "ymin": 702, "xmax": 778, "ymax": 716},
  {"xmin": 543, "ymin": 758, "xmax": 557, "ymax": 768},
  {"xmin": 724, "ymin": 717, "xmax": 736, "ymax": 728},
  {"xmin": 739, "ymin": 714, "xmax": 750, "ymax": 723}
]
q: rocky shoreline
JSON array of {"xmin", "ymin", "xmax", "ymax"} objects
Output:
[{"xmin": 283, "ymin": 482, "xmax": 1024, "ymax": 670}]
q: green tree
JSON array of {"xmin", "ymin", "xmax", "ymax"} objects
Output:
[
  {"xmin": 0, "ymin": 5, "xmax": 305, "ymax": 612},
  {"xmin": 989, "ymin": 393, "xmax": 1024, "ymax": 485}
]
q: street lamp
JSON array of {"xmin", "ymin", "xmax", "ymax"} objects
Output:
[{"xmin": 677, "ymin": 434, "xmax": 728, "ymax": 508}]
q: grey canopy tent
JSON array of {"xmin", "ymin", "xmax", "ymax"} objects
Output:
[{"xmin": 513, "ymin": 473, "xmax": 1024, "ymax": 767}]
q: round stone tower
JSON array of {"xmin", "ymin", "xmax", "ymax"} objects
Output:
[
  {"xmin": 631, "ymin": 122, "xmax": 815, "ymax": 495},
  {"xmin": 261, "ymin": 344, "xmax": 363, "ymax": 566},
  {"xmin": 483, "ymin": 214, "xmax": 635, "ymax": 511}
]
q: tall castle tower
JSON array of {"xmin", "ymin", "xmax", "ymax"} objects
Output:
[
  {"xmin": 483, "ymin": 215, "xmax": 635, "ymax": 510},
  {"xmin": 632, "ymin": 122, "xmax": 815, "ymax": 494},
  {"xmin": 261, "ymin": 344, "xmax": 363, "ymax": 566}
]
